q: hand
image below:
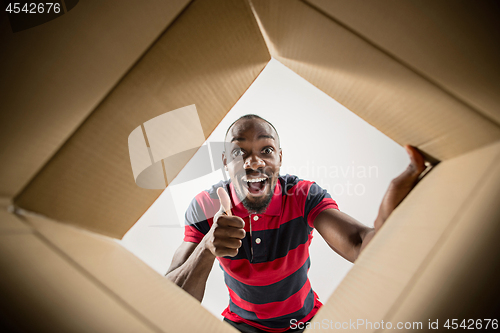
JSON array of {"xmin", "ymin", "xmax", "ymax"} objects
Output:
[
  {"xmin": 375, "ymin": 145, "xmax": 427, "ymax": 229},
  {"xmin": 203, "ymin": 187, "xmax": 246, "ymax": 257}
]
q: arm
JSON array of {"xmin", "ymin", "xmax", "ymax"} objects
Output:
[
  {"xmin": 165, "ymin": 240, "xmax": 216, "ymax": 302},
  {"xmin": 315, "ymin": 145, "xmax": 427, "ymax": 263},
  {"xmin": 165, "ymin": 187, "xmax": 245, "ymax": 302},
  {"xmin": 314, "ymin": 209, "xmax": 373, "ymax": 263}
]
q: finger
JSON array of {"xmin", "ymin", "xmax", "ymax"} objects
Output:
[
  {"xmin": 404, "ymin": 145, "xmax": 426, "ymax": 176},
  {"xmin": 217, "ymin": 248, "xmax": 239, "ymax": 258},
  {"xmin": 217, "ymin": 187, "xmax": 233, "ymax": 216},
  {"xmin": 220, "ymin": 238, "xmax": 242, "ymax": 250},
  {"xmin": 230, "ymin": 226, "xmax": 246, "ymax": 239},
  {"xmin": 217, "ymin": 215, "xmax": 245, "ymax": 229},
  {"xmin": 214, "ymin": 224, "xmax": 246, "ymax": 239}
]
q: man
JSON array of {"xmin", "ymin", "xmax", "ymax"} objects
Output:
[{"xmin": 166, "ymin": 114, "xmax": 426, "ymax": 332}]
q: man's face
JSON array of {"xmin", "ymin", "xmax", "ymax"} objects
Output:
[{"xmin": 223, "ymin": 119, "xmax": 282, "ymax": 214}]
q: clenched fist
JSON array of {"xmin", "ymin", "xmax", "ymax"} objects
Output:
[{"xmin": 204, "ymin": 187, "xmax": 246, "ymax": 257}]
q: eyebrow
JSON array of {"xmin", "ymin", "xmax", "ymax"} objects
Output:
[{"xmin": 230, "ymin": 134, "xmax": 275, "ymax": 143}]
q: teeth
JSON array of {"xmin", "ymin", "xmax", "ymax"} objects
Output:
[{"xmin": 245, "ymin": 178, "xmax": 266, "ymax": 183}]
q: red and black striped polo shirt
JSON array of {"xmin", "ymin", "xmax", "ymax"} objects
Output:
[{"xmin": 184, "ymin": 174, "xmax": 339, "ymax": 332}]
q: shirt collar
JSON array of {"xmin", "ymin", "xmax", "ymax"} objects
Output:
[{"xmin": 229, "ymin": 179, "xmax": 282, "ymax": 217}]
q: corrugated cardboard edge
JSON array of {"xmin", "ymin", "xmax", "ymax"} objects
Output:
[
  {"xmin": 0, "ymin": 209, "xmax": 238, "ymax": 332},
  {"xmin": 304, "ymin": 0, "xmax": 500, "ymax": 126},
  {"xmin": 14, "ymin": 0, "xmax": 271, "ymax": 238},
  {"xmin": 250, "ymin": 0, "xmax": 500, "ymax": 161},
  {"xmin": 308, "ymin": 140, "xmax": 500, "ymax": 332},
  {"xmin": 0, "ymin": 0, "xmax": 192, "ymax": 198}
]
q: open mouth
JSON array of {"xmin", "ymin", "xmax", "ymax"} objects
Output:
[{"xmin": 242, "ymin": 176, "xmax": 269, "ymax": 196}]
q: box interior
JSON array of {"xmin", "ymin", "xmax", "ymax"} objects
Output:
[{"xmin": 1, "ymin": 0, "xmax": 499, "ymax": 331}]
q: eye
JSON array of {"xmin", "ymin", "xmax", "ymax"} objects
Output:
[
  {"xmin": 232, "ymin": 148, "xmax": 245, "ymax": 158},
  {"xmin": 262, "ymin": 147, "xmax": 274, "ymax": 154}
]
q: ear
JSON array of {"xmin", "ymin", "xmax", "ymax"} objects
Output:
[
  {"xmin": 222, "ymin": 152, "xmax": 228, "ymax": 171},
  {"xmin": 279, "ymin": 148, "xmax": 283, "ymax": 167}
]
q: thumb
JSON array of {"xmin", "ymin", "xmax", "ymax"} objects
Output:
[
  {"xmin": 404, "ymin": 145, "xmax": 426, "ymax": 176},
  {"xmin": 217, "ymin": 187, "xmax": 233, "ymax": 217}
]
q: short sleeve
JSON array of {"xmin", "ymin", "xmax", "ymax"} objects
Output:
[
  {"xmin": 304, "ymin": 182, "xmax": 339, "ymax": 228},
  {"xmin": 184, "ymin": 196, "xmax": 211, "ymax": 243}
]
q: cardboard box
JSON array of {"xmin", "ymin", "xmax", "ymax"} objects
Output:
[{"xmin": 1, "ymin": 0, "xmax": 499, "ymax": 331}]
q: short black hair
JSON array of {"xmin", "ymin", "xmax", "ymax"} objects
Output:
[{"xmin": 224, "ymin": 114, "xmax": 280, "ymax": 149}]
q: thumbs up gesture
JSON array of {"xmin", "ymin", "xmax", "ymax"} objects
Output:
[{"xmin": 204, "ymin": 187, "xmax": 246, "ymax": 257}]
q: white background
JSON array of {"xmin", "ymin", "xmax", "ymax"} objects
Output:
[{"xmin": 120, "ymin": 59, "xmax": 409, "ymax": 318}]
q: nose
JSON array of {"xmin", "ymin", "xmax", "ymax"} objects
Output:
[{"xmin": 244, "ymin": 154, "xmax": 265, "ymax": 170}]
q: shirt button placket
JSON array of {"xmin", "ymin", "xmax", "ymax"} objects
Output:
[{"xmin": 253, "ymin": 215, "xmax": 260, "ymax": 244}]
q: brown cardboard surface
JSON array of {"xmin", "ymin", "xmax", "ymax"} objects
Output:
[
  {"xmin": 0, "ymin": 0, "xmax": 499, "ymax": 330},
  {"xmin": 382, "ymin": 148, "xmax": 500, "ymax": 329},
  {"xmin": 309, "ymin": 141, "xmax": 500, "ymax": 332},
  {"xmin": 0, "ymin": 209, "xmax": 32, "ymax": 234},
  {"xmin": 14, "ymin": 0, "xmax": 270, "ymax": 238},
  {"xmin": 22, "ymin": 212, "xmax": 238, "ymax": 333},
  {"xmin": 305, "ymin": 0, "xmax": 500, "ymax": 126},
  {"xmin": 0, "ymin": 232, "xmax": 157, "ymax": 332},
  {"xmin": 0, "ymin": 0, "xmax": 191, "ymax": 198},
  {"xmin": 250, "ymin": 0, "xmax": 500, "ymax": 161},
  {"xmin": 0, "ymin": 198, "xmax": 12, "ymax": 209}
]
